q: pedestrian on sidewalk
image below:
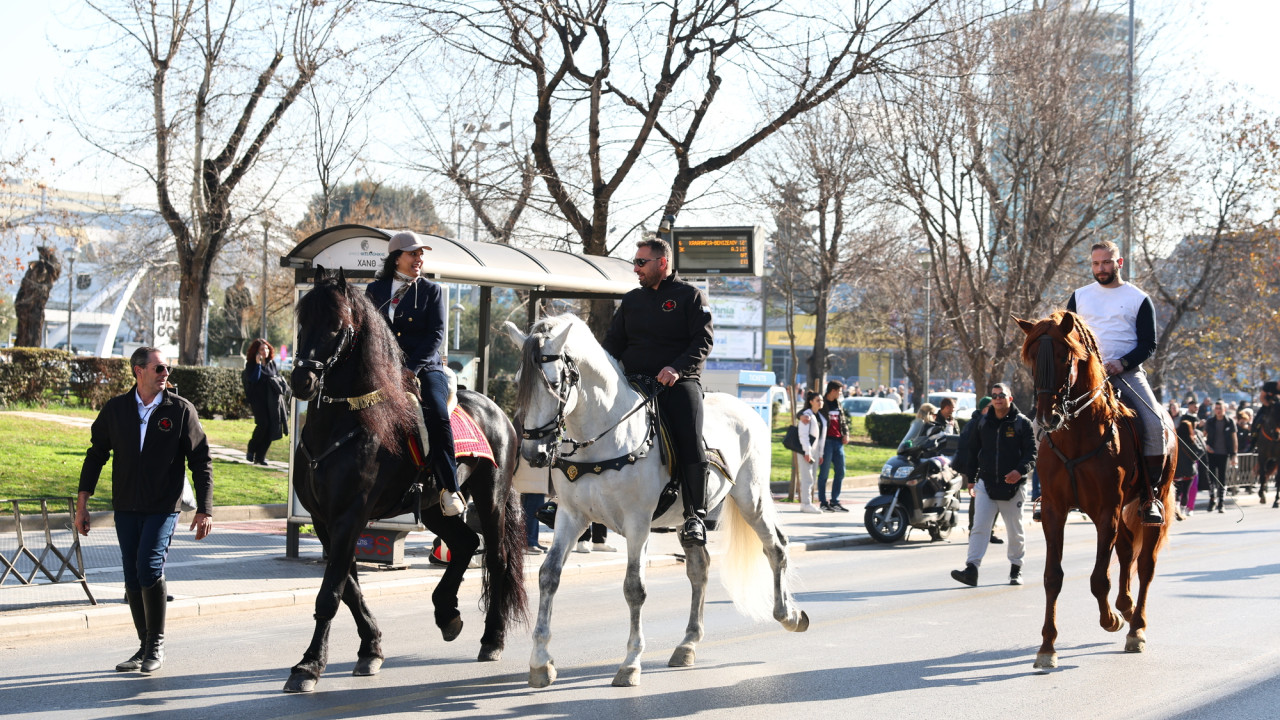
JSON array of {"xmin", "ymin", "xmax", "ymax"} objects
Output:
[
  {"xmin": 75, "ymin": 347, "xmax": 214, "ymax": 675},
  {"xmin": 816, "ymin": 381, "xmax": 851, "ymax": 512},
  {"xmin": 1202, "ymin": 401, "xmax": 1237, "ymax": 513},
  {"xmin": 795, "ymin": 391, "xmax": 826, "ymax": 514},
  {"xmin": 950, "ymin": 383, "xmax": 1036, "ymax": 587},
  {"xmin": 242, "ymin": 337, "xmax": 288, "ymax": 465}
]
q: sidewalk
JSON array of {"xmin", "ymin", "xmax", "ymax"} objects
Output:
[{"xmin": 0, "ymin": 481, "xmax": 885, "ymax": 640}]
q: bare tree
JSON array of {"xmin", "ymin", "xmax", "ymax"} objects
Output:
[
  {"xmin": 397, "ymin": 0, "xmax": 942, "ymax": 334},
  {"xmin": 1134, "ymin": 99, "xmax": 1280, "ymax": 395},
  {"xmin": 69, "ymin": 0, "xmax": 370, "ymax": 364},
  {"xmin": 869, "ymin": 0, "xmax": 1134, "ymax": 392}
]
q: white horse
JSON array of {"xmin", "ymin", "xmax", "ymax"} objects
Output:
[{"xmin": 505, "ymin": 314, "xmax": 808, "ymax": 688}]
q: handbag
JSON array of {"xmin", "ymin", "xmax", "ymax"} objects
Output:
[
  {"xmin": 782, "ymin": 425, "xmax": 804, "ymax": 454},
  {"xmin": 180, "ymin": 473, "xmax": 197, "ymax": 512}
]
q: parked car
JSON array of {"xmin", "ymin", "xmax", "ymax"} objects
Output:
[
  {"xmin": 927, "ymin": 392, "xmax": 976, "ymax": 420},
  {"xmin": 840, "ymin": 396, "xmax": 902, "ymax": 417}
]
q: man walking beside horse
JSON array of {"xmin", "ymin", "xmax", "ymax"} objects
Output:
[
  {"xmin": 1066, "ymin": 240, "xmax": 1172, "ymax": 524},
  {"xmin": 602, "ymin": 236, "xmax": 714, "ymax": 547}
]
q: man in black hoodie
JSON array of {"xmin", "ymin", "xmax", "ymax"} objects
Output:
[
  {"xmin": 951, "ymin": 383, "xmax": 1036, "ymax": 587},
  {"xmin": 603, "ymin": 237, "xmax": 714, "ymax": 546}
]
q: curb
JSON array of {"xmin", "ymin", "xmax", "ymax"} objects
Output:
[{"xmin": 0, "ymin": 536, "xmax": 863, "ymax": 641}]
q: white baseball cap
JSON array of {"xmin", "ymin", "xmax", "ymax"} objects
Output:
[{"xmin": 387, "ymin": 231, "xmax": 433, "ymax": 254}]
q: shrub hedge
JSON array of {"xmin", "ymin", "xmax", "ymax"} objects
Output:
[
  {"xmin": 168, "ymin": 366, "xmax": 252, "ymax": 419},
  {"xmin": 68, "ymin": 357, "xmax": 134, "ymax": 409},
  {"xmin": 865, "ymin": 412, "xmax": 973, "ymax": 447},
  {"xmin": 0, "ymin": 348, "xmax": 73, "ymax": 405}
]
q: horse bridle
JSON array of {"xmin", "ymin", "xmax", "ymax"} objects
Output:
[
  {"xmin": 295, "ymin": 324, "xmax": 358, "ymax": 406},
  {"xmin": 1035, "ymin": 335, "xmax": 1105, "ymax": 430},
  {"xmin": 520, "ymin": 340, "xmax": 655, "ymax": 470}
]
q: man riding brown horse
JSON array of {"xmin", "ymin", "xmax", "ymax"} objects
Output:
[{"xmin": 1255, "ymin": 381, "xmax": 1280, "ymax": 507}]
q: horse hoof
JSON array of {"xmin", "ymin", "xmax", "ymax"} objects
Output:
[
  {"xmin": 612, "ymin": 666, "xmax": 641, "ymax": 687},
  {"xmin": 668, "ymin": 646, "xmax": 696, "ymax": 667},
  {"xmin": 441, "ymin": 616, "xmax": 464, "ymax": 643},
  {"xmin": 790, "ymin": 610, "xmax": 810, "ymax": 633},
  {"xmin": 1104, "ymin": 614, "xmax": 1124, "ymax": 633},
  {"xmin": 1033, "ymin": 652, "xmax": 1058, "ymax": 670},
  {"xmin": 529, "ymin": 664, "xmax": 557, "ymax": 688},
  {"xmin": 353, "ymin": 656, "xmax": 383, "ymax": 676},
  {"xmin": 283, "ymin": 673, "xmax": 318, "ymax": 693},
  {"xmin": 478, "ymin": 644, "xmax": 503, "ymax": 662},
  {"xmin": 1125, "ymin": 636, "xmax": 1146, "ymax": 653}
]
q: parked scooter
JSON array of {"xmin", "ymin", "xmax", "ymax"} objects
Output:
[{"xmin": 864, "ymin": 433, "xmax": 964, "ymax": 543}]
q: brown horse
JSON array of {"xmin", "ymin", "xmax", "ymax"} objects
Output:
[{"xmin": 1016, "ymin": 311, "xmax": 1175, "ymax": 670}]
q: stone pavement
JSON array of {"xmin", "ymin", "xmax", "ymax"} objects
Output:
[{"xmin": 0, "ymin": 481, "xmax": 891, "ymax": 641}]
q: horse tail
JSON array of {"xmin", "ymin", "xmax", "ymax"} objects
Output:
[
  {"xmin": 479, "ymin": 454, "xmax": 530, "ymax": 630},
  {"xmin": 719, "ymin": 478, "xmax": 791, "ymax": 622}
]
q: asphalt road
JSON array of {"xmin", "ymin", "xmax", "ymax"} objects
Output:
[{"xmin": 4, "ymin": 502, "xmax": 1279, "ymax": 720}]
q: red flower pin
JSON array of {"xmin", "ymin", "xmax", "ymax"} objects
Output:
[{"xmin": 661, "ymin": 299, "xmax": 677, "ymax": 312}]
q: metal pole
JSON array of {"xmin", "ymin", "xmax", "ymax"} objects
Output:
[
  {"xmin": 473, "ymin": 147, "xmax": 480, "ymax": 243},
  {"xmin": 1123, "ymin": 0, "xmax": 1134, "ymax": 278},
  {"xmin": 260, "ymin": 221, "xmax": 270, "ymax": 341},
  {"xmin": 924, "ymin": 265, "xmax": 931, "ymax": 400},
  {"xmin": 66, "ymin": 251, "xmax": 75, "ymax": 352}
]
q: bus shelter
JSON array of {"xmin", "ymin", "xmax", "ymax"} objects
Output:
[{"xmin": 279, "ymin": 224, "xmax": 637, "ymax": 559}]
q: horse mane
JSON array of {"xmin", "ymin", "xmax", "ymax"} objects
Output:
[
  {"xmin": 1019, "ymin": 309, "xmax": 1129, "ymax": 422},
  {"xmin": 296, "ymin": 275, "xmax": 418, "ymax": 450},
  {"xmin": 513, "ymin": 314, "xmax": 625, "ymax": 420}
]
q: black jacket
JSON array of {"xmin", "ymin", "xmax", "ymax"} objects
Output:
[
  {"xmin": 963, "ymin": 403, "xmax": 1036, "ymax": 500},
  {"xmin": 79, "ymin": 387, "xmax": 214, "ymax": 515},
  {"xmin": 602, "ymin": 273, "xmax": 714, "ymax": 379},
  {"xmin": 366, "ymin": 276, "xmax": 446, "ymax": 374},
  {"xmin": 1203, "ymin": 415, "xmax": 1237, "ymax": 457},
  {"xmin": 242, "ymin": 359, "xmax": 289, "ymax": 441}
]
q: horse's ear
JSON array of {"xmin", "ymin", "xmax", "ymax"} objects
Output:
[
  {"xmin": 313, "ymin": 266, "xmax": 327, "ymax": 285},
  {"xmin": 1059, "ymin": 311, "xmax": 1076, "ymax": 337},
  {"xmin": 336, "ymin": 267, "xmax": 347, "ymax": 287},
  {"xmin": 1014, "ymin": 316, "xmax": 1036, "ymax": 335},
  {"xmin": 502, "ymin": 320, "xmax": 528, "ymax": 346}
]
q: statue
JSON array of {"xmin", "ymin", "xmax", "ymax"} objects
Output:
[
  {"xmin": 14, "ymin": 247, "xmax": 62, "ymax": 348},
  {"xmin": 223, "ymin": 275, "xmax": 255, "ymax": 355}
]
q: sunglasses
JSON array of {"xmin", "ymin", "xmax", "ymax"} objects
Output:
[
  {"xmin": 990, "ymin": 392, "xmax": 1007, "ymax": 399},
  {"xmin": 153, "ymin": 364, "xmax": 171, "ymax": 375},
  {"xmin": 632, "ymin": 257, "xmax": 657, "ymax": 267}
]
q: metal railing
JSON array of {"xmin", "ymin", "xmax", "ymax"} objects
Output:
[{"xmin": 0, "ymin": 498, "xmax": 96, "ymax": 605}]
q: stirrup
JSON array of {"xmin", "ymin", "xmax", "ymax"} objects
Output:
[
  {"xmin": 1141, "ymin": 499, "xmax": 1165, "ymax": 526},
  {"xmin": 440, "ymin": 490, "xmax": 465, "ymax": 517},
  {"xmin": 678, "ymin": 516, "xmax": 706, "ymax": 547}
]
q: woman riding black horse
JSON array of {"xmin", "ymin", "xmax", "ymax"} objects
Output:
[
  {"xmin": 285, "ymin": 267, "xmax": 525, "ymax": 693},
  {"xmin": 365, "ymin": 232, "xmax": 466, "ymax": 516}
]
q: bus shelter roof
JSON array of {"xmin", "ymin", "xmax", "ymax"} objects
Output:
[{"xmin": 282, "ymin": 224, "xmax": 636, "ymax": 296}]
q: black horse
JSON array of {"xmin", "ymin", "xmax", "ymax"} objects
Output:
[{"xmin": 285, "ymin": 267, "xmax": 526, "ymax": 694}]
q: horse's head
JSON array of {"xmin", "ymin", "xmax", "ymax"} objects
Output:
[
  {"xmin": 293, "ymin": 266, "xmax": 358, "ymax": 402},
  {"xmin": 1017, "ymin": 310, "xmax": 1105, "ymax": 432},
  {"xmin": 504, "ymin": 317, "xmax": 580, "ymax": 467}
]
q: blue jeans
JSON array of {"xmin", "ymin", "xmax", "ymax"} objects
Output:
[
  {"xmin": 521, "ymin": 493, "xmax": 545, "ymax": 547},
  {"xmin": 817, "ymin": 439, "xmax": 846, "ymax": 504},
  {"xmin": 114, "ymin": 511, "xmax": 179, "ymax": 590},
  {"xmin": 418, "ymin": 368, "xmax": 459, "ymax": 493}
]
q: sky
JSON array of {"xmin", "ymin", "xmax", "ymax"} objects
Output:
[{"xmin": 4, "ymin": 1, "xmax": 1280, "ymax": 226}]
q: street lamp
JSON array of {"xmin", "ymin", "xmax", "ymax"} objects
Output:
[
  {"xmin": 65, "ymin": 245, "xmax": 79, "ymax": 353},
  {"xmin": 456, "ymin": 121, "xmax": 512, "ymax": 241},
  {"xmin": 260, "ymin": 220, "xmax": 270, "ymax": 341},
  {"xmin": 920, "ymin": 255, "xmax": 932, "ymax": 402}
]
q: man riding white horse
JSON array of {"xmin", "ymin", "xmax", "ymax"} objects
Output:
[
  {"xmin": 602, "ymin": 235, "xmax": 714, "ymax": 547},
  {"xmin": 1066, "ymin": 240, "xmax": 1172, "ymax": 524}
]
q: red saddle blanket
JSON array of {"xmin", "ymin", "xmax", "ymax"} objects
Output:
[{"xmin": 408, "ymin": 405, "xmax": 494, "ymax": 468}]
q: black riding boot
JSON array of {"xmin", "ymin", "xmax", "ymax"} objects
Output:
[
  {"xmin": 115, "ymin": 588, "xmax": 148, "ymax": 672},
  {"xmin": 1142, "ymin": 455, "xmax": 1167, "ymax": 525},
  {"xmin": 140, "ymin": 578, "xmax": 167, "ymax": 674},
  {"xmin": 678, "ymin": 462, "xmax": 709, "ymax": 547}
]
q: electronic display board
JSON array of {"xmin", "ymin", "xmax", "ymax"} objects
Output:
[{"xmin": 671, "ymin": 226, "xmax": 764, "ymax": 276}]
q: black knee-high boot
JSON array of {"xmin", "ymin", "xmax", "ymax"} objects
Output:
[
  {"xmin": 115, "ymin": 588, "xmax": 148, "ymax": 671},
  {"xmin": 678, "ymin": 462, "xmax": 708, "ymax": 547},
  {"xmin": 140, "ymin": 578, "xmax": 167, "ymax": 673},
  {"xmin": 1142, "ymin": 455, "xmax": 1168, "ymax": 525}
]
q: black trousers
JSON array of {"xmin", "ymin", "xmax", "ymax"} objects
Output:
[
  {"xmin": 657, "ymin": 378, "xmax": 706, "ymax": 466},
  {"xmin": 1203, "ymin": 454, "xmax": 1229, "ymax": 505}
]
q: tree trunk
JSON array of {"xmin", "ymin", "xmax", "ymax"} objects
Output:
[{"xmin": 177, "ymin": 259, "xmax": 212, "ymax": 366}]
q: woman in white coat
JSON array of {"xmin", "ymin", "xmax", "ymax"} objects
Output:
[{"xmin": 796, "ymin": 391, "xmax": 826, "ymax": 514}]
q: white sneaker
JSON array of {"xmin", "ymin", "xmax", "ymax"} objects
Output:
[
  {"xmin": 573, "ymin": 540, "xmax": 592, "ymax": 553},
  {"xmin": 800, "ymin": 504, "xmax": 823, "ymax": 514},
  {"xmin": 593, "ymin": 542, "xmax": 618, "ymax": 552},
  {"xmin": 440, "ymin": 491, "xmax": 465, "ymax": 517}
]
